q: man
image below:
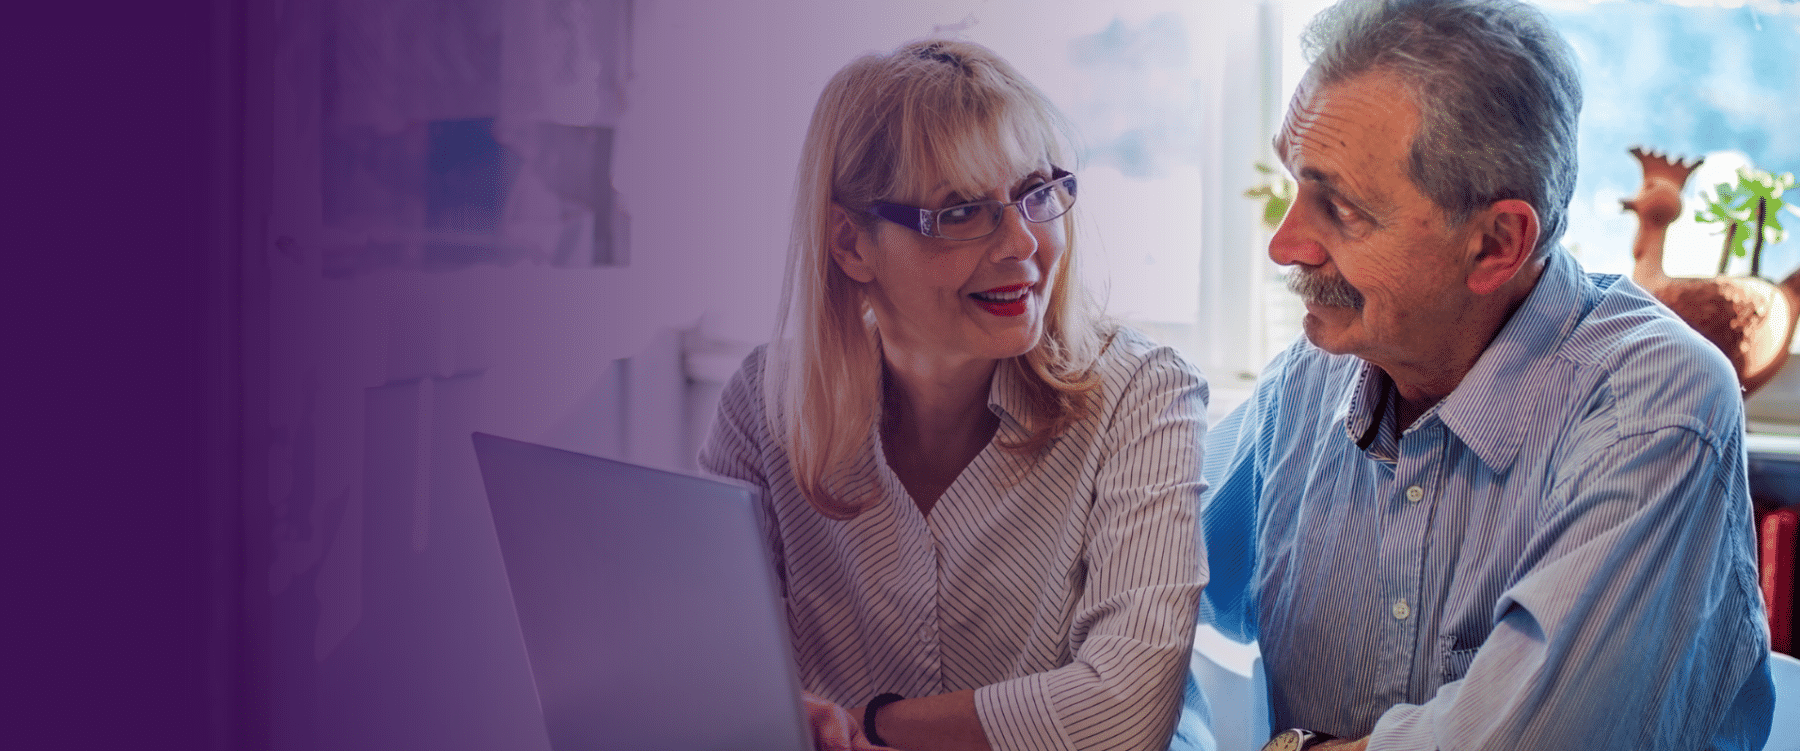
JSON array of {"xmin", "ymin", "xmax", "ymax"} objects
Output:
[{"xmin": 1200, "ymin": 1, "xmax": 1775, "ymax": 749}]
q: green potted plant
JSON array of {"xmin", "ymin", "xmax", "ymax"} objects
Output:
[
  {"xmin": 1619, "ymin": 148, "xmax": 1800, "ymax": 395},
  {"xmin": 1694, "ymin": 165, "xmax": 1797, "ymax": 276}
]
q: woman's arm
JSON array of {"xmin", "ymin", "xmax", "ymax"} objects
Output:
[
  {"xmin": 858, "ymin": 691, "xmax": 989, "ymax": 751},
  {"xmin": 972, "ymin": 343, "xmax": 1210, "ymax": 751}
]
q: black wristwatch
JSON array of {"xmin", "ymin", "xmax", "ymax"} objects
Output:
[{"xmin": 1260, "ymin": 728, "xmax": 1338, "ymax": 751}]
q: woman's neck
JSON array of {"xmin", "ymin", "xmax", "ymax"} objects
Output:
[
  {"xmin": 883, "ymin": 350, "xmax": 995, "ymax": 439},
  {"xmin": 879, "ymin": 349, "xmax": 1001, "ymax": 514}
]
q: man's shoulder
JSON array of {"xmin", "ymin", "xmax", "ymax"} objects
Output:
[
  {"xmin": 1550, "ymin": 272, "xmax": 1742, "ymax": 436},
  {"xmin": 1256, "ymin": 336, "xmax": 1366, "ymax": 402},
  {"xmin": 1218, "ymin": 335, "xmax": 1365, "ymax": 453},
  {"xmin": 1571, "ymin": 273, "xmax": 1736, "ymax": 388},
  {"xmin": 1563, "ymin": 273, "xmax": 1723, "ymax": 361}
]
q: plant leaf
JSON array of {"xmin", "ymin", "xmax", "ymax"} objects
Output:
[{"xmin": 1264, "ymin": 198, "xmax": 1290, "ymax": 227}]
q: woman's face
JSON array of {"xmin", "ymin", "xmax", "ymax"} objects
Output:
[{"xmin": 832, "ymin": 163, "xmax": 1067, "ymax": 370}]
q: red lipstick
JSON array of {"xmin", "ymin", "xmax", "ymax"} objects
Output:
[{"xmin": 970, "ymin": 283, "xmax": 1031, "ymax": 317}]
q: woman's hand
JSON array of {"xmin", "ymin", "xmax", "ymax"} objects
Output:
[{"xmin": 802, "ymin": 691, "xmax": 893, "ymax": 751}]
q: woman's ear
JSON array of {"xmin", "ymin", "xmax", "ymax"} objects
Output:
[
  {"xmin": 1465, "ymin": 198, "xmax": 1540, "ymax": 296},
  {"xmin": 829, "ymin": 207, "xmax": 877, "ymax": 284}
]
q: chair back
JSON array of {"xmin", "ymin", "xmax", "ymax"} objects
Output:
[{"xmin": 1769, "ymin": 651, "xmax": 1800, "ymax": 751}]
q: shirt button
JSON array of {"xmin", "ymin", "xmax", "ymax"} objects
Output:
[
  {"xmin": 1405, "ymin": 485, "xmax": 1424, "ymax": 503},
  {"xmin": 1392, "ymin": 599, "xmax": 1411, "ymax": 620}
]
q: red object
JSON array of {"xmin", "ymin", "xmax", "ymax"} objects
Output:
[
  {"xmin": 971, "ymin": 284, "xmax": 1031, "ymax": 317},
  {"xmin": 1761, "ymin": 507, "xmax": 1798, "ymax": 655}
]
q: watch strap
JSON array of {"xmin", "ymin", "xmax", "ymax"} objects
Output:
[
  {"xmin": 863, "ymin": 692, "xmax": 905, "ymax": 747},
  {"xmin": 1262, "ymin": 728, "xmax": 1339, "ymax": 751},
  {"xmin": 1298, "ymin": 729, "xmax": 1339, "ymax": 749}
]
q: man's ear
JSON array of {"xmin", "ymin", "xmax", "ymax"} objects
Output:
[
  {"xmin": 1465, "ymin": 198, "xmax": 1540, "ymax": 296},
  {"xmin": 829, "ymin": 207, "xmax": 877, "ymax": 284}
]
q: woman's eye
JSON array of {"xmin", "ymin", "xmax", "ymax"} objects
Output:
[{"xmin": 939, "ymin": 204, "xmax": 985, "ymax": 225}]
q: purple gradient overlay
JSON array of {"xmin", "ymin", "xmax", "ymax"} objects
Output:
[
  {"xmin": 6, "ymin": 0, "xmax": 1259, "ymax": 748},
  {"xmin": 12, "ymin": 0, "xmax": 857, "ymax": 747},
  {"xmin": 8, "ymin": 0, "xmax": 238, "ymax": 748}
]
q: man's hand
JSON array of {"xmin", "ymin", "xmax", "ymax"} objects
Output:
[{"xmin": 1316, "ymin": 737, "xmax": 1369, "ymax": 751}]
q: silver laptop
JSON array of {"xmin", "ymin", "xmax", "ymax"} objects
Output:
[{"xmin": 471, "ymin": 432, "xmax": 809, "ymax": 751}]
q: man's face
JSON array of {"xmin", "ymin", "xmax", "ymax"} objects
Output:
[{"xmin": 1268, "ymin": 70, "xmax": 1483, "ymax": 374}]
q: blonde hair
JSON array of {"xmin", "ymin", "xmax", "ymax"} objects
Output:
[{"xmin": 767, "ymin": 39, "xmax": 1108, "ymax": 519}]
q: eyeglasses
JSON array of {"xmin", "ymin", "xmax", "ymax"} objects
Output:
[{"xmin": 865, "ymin": 169, "xmax": 1077, "ymax": 241}]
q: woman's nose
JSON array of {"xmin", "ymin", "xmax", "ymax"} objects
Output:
[{"xmin": 988, "ymin": 204, "xmax": 1040, "ymax": 262}]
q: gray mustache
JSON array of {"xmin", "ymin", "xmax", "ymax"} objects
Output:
[{"xmin": 1286, "ymin": 267, "xmax": 1366, "ymax": 310}]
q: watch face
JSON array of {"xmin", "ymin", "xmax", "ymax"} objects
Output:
[{"xmin": 1261, "ymin": 729, "xmax": 1304, "ymax": 751}]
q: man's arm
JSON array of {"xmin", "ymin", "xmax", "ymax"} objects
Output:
[
  {"xmin": 1363, "ymin": 422, "xmax": 1769, "ymax": 751},
  {"xmin": 1198, "ymin": 351, "xmax": 1287, "ymax": 644}
]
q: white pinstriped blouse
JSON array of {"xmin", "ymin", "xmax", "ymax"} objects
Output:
[{"xmin": 699, "ymin": 327, "xmax": 1208, "ymax": 751}]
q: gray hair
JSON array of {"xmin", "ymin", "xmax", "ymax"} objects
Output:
[{"xmin": 1302, "ymin": 0, "xmax": 1581, "ymax": 254}]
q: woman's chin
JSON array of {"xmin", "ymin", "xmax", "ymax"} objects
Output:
[{"xmin": 980, "ymin": 323, "xmax": 1044, "ymax": 361}]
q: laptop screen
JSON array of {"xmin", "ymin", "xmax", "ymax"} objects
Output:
[{"xmin": 472, "ymin": 432, "xmax": 808, "ymax": 751}]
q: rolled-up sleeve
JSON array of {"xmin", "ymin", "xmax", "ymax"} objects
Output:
[{"xmin": 1369, "ymin": 421, "xmax": 1772, "ymax": 751}]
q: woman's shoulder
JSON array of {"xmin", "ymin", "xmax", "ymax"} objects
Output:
[
  {"xmin": 718, "ymin": 343, "xmax": 770, "ymax": 390},
  {"xmin": 1052, "ymin": 323, "xmax": 1208, "ymax": 456},
  {"xmin": 712, "ymin": 343, "xmax": 773, "ymax": 422},
  {"xmin": 1075, "ymin": 325, "xmax": 1209, "ymax": 430},
  {"xmin": 1094, "ymin": 324, "xmax": 1207, "ymax": 386},
  {"xmin": 699, "ymin": 343, "xmax": 783, "ymax": 479}
]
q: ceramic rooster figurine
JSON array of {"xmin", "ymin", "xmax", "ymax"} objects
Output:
[{"xmin": 1623, "ymin": 146, "xmax": 1800, "ymax": 395}]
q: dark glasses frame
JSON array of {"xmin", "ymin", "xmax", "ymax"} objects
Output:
[{"xmin": 864, "ymin": 168, "xmax": 1077, "ymax": 240}]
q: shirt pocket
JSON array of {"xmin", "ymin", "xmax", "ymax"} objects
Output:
[{"xmin": 1437, "ymin": 633, "xmax": 1481, "ymax": 684}]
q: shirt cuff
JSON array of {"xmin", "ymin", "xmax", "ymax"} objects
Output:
[{"xmin": 974, "ymin": 673, "xmax": 1074, "ymax": 751}]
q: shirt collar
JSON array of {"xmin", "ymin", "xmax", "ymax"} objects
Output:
[
  {"xmin": 1340, "ymin": 362, "xmax": 1390, "ymax": 457},
  {"xmin": 1340, "ymin": 248, "xmax": 1596, "ymax": 472},
  {"xmin": 987, "ymin": 359, "xmax": 1035, "ymax": 440},
  {"xmin": 875, "ymin": 359, "xmax": 1034, "ymax": 448}
]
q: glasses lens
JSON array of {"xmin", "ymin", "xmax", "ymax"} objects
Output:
[
  {"xmin": 925, "ymin": 173, "xmax": 1076, "ymax": 239},
  {"xmin": 1021, "ymin": 176, "xmax": 1076, "ymax": 223},
  {"xmin": 934, "ymin": 202, "xmax": 1001, "ymax": 240}
]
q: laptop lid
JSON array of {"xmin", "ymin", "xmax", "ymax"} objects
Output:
[{"xmin": 471, "ymin": 432, "xmax": 808, "ymax": 751}]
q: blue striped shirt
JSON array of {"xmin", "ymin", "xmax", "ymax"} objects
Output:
[
  {"xmin": 1199, "ymin": 248, "xmax": 1774, "ymax": 750},
  {"xmin": 701, "ymin": 327, "xmax": 1208, "ymax": 751}
]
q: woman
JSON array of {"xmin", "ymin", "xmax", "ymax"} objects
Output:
[{"xmin": 700, "ymin": 39, "xmax": 1208, "ymax": 751}]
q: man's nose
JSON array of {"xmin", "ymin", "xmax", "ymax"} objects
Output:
[{"xmin": 1267, "ymin": 200, "xmax": 1327, "ymax": 268}]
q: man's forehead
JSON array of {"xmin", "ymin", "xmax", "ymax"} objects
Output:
[
  {"xmin": 1272, "ymin": 79, "xmax": 1318, "ymax": 164},
  {"xmin": 1277, "ymin": 73, "xmax": 1318, "ymax": 135},
  {"xmin": 1274, "ymin": 71, "xmax": 1418, "ymax": 188}
]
